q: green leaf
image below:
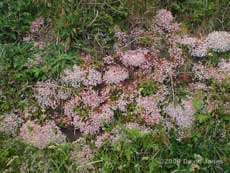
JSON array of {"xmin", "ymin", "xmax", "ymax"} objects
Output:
[
  {"xmin": 196, "ymin": 114, "xmax": 210, "ymax": 123},
  {"xmin": 192, "ymin": 99, "xmax": 203, "ymax": 111}
]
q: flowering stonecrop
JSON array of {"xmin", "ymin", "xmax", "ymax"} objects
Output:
[
  {"xmin": 0, "ymin": 112, "xmax": 24, "ymax": 137},
  {"xmin": 112, "ymin": 93, "xmax": 130, "ymax": 112},
  {"xmin": 164, "ymin": 99, "xmax": 195, "ymax": 129},
  {"xmin": 2, "ymin": 8, "xmax": 228, "ymax": 151},
  {"xmin": 125, "ymin": 122, "xmax": 152, "ymax": 134},
  {"xmin": 34, "ymin": 81, "xmax": 59, "ymax": 109},
  {"xmin": 115, "ymin": 28, "xmax": 145, "ymax": 49},
  {"xmin": 192, "ymin": 60, "xmax": 230, "ymax": 81},
  {"xmin": 152, "ymin": 59, "xmax": 174, "ymax": 83},
  {"xmin": 180, "ymin": 31, "xmax": 230, "ymax": 57},
  {"xmin": 136, "ymin": 96, "xmax": 161, "ymax": 125},
  {"xmin": 87, "ymin": 105, "xmax": 114, "ymax": 134},
  {"xmin": 103, "ymin": 55, "xmax": 114, "ymax": 65},
  {"xmin": 191, "ymin": 42, "xmax": 208, "ymax": 58},
  {"xmin": 205, "ymin": 31, "xmax": 230, "ymax": 53},
  {"xmin": 154, "ymin": 9, "xmax": 180, "ymax": 33},
  {"xmin": 81, "ymin": 90, "xmax": 106, "ymax": 109},
  {"xmin": 179, "ymin": 37, "xmax": 208, "ymax": 57},
  {"xmin": 61, "ymin": 65, "xmax": 84, "ymax": 88},
  {"xmin": 192, "ymin": 63, "xmax": 211, "ymax": 81},
  {"xmin": 210, "ymin": 60, "xmax": 230, "ymax": 80},
  {"xmin": 155, "ymin": 9, "xmax": 174, "ymax": 31},
  {"xmin": 103, "ymin": 65, "xmax": 129, "ymax": 84},
  {"xmin": 168, "ymin": 45, "xmax": 184, "ymax": 66},
  {"xmin": 61, "ymin": 65, "xmax": 102, "ymax": 88},
  {"xmin": 120, "ymin": 49, "xmax": 149, "ymax": 68},
  {"xmin": 218, "ymin": 59, "xmax": 230, "ymax": 72},
  {"xmin": 72, "ymin": 104, "xmax": 114, "ymax": 135},
  {"xmin": 83, "ymin": 68, "xmax": 102, "ymax": 87},
  {"xmin": 115, "ymin": 31, "xmax": 129, "ymax": 47},
  {"xmin": 95, "ymin": 132, "xmax": 112, "ymax": 148},
  {"xmin": 31, "ymin": 17, "xmax": 44, "ymax": 33},
  {"xmin": 64, "ymin": 91, "xmax": 114, "ymax": 135},
  {"xmin": 34, "ymin": 80, "xmax": 68, "ymax": 109},
  {"xmin": 19, "ymin": 121, "xmax": 66, "ymax": 149}
]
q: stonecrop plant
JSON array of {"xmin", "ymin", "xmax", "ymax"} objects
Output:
[{"xmin": 0, "ymin": 1, "xmax": 229, "ymax": 172}]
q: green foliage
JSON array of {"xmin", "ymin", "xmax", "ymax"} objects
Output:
[
  {"xmin": 0, "ymin": 135, "xmax": 25, "ymax": 172},
  {"xmin": 95, "ymin": 128, "xmax": 162, "ymax": 173},
  {"xmin": 0, "ymin": 43, "xmax": 81, "ymax": 113},
  {"xmin": 48, "ymin": 144, "xmax": 72, "ymax": 173},
  {"xmin": 110, "ymin": 87, "xmax": 123, "ymax": 101},
  {"xmin": 138, "ymin": 80, "xmax": 158, "ymax": 97},
  {"xmin": 0, "ymin": 0, "xmax": 39, "ymax": 42},
  {"xmin": 196, "ymin": 113, "xmax": 211, "ymax": 123},
  {"xmin": 167, "ymin": 0, "xmax": 230, "ymax": 33},
  {"xmin": 95, "ymin": 121, "xmax": 230, "ymax": 173},
  {"xmin": 0, "ymin": 134, "xmax": 73, "ymax": 173},
  {"xmin": 40, "ymin": 0, "xmax": 128, "ymax": 53},
  {"xmin": 74, "ymin": 105, "xmax": 89, "ymax": 120},
  {"xmin": 205, "ymin": 52, "xmax": 230, "ymax": 66}
]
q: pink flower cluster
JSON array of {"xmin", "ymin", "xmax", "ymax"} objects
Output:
[
  {"xmin": 31, "ymin": 17, "xmax": 44, "ymax": 33},
  {"xmin": 115, "ymin": 31, "xmax": 129, "ymax": 47},
  {"xmin": 155, "ymin": 9, "xmax": 180, "ymax": 33},
  {"xmin": 205, "ymin": 31, "xmax": 230, "ymax": 52},
  {"xmin": 0, "ymin": 112, "xmax": 24, "ymax": 137},
  {"xmin": 168, "ymin": 45, "xmax": 185, "ymax": 66},
  {"xmin": 103, "ymin": 55, "xmax": 114, "ymax": 65},
  {"xmin": 164, "ymin": 100, "xmax": 195, "ymax": 129},
  {"xmin": 152, "ymin": 59, "xmax": 174, "ymax": 83},
  {"xmin": 81, "ymin": 90, "xmax": 106, "ymax": 109},
  {"xmin": 179, "ymin": 37, "xmax": 208, "ymax": 57},
  {"xmin": 155, "ymin": 9, "xmax": 173, "ymax": 30},
  {"xmin": 95, "ymin": 132, "xmax": 112, "ymax": 148},
  {"xmin": 61, "ymin": 65, "xmax": 84, "ymax": 88},
  {"xmin": 115, "ymin": 28, "xmax": 145, "ymax": 49},
  {"xmin": 61, "ymin": 65, "xmax": 102, "ymax": 88},
  {"xmin": 83, "ymin": 68, "xmax": 103, "ymax": 87},
  {"xmin": 211, "ymin": 60, "xmax": 230, "ymax": 80},
  {"xmin": 136, "ymin": 96, "xmax": 161, "ymax": 125},
  {"xmin": 19, "ymin": 121, "xmax": 66, "ymax": 149},
  {"xmin": 103, "ymin": 65, "xmax": 129, "ymax": 85},
  {"xmin": 113, "ymin": 94, "xmax": 130, "ymax": 112},
  {"xmin": 192, "ymin": 60, "xmax": 230, "ymax": 81},
  {"xmin": 120, "ymin": 49, "xmax": 149, "ymax": 68},
  {"xmin": 34, "ymin": 81, "xmax": 68, "ymax": 109},
  {"xmin": 64, "ymin": 91, "xmax": 113, "ymax": 135},
  {"xmin": 17, "ymin": 9, "xmax": 230, "ymax": 149},
  {"xmin": 192, "ymin": 63, "xmax": 211, "ymax": 81},
  {"xmin": 217, "ymin": 59, "xmax": 230, "ymax": 73},
  {"xmin": 189, "ymin": 82, "xmax": 208, "ymax": 91},
  {"xmin": 180, "ymin": 31, "xmax": 230, "ymax": 57},
  {"xmin": 64, "ymin": 96, "xmax": 80, "ymax": 117},
  {"xmin": 72, "ymin": 104, "xmax": 114, "ymax": 135}
]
